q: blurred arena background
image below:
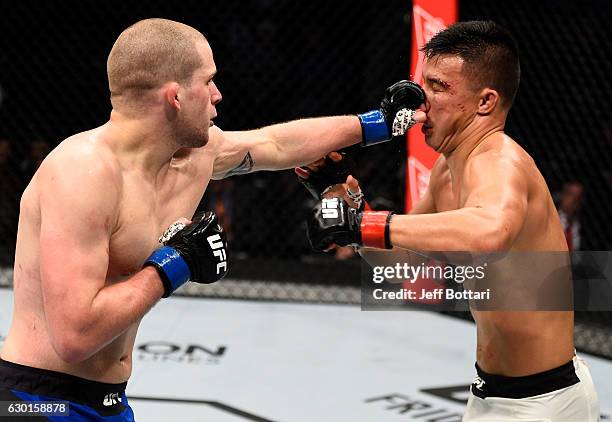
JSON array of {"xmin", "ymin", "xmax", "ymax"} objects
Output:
[{"xmin": 0, "ymin": 0, "xmax": 611, "ymax": 386}]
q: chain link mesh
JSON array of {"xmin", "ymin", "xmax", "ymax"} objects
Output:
[{"xmin": 0, "ymin": 1, "xmax": 610, "ymax": 358}]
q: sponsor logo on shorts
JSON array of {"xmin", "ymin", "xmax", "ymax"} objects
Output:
[
  {"xmin": 472, "ymin": 376, "xmax": 485, "ymax": 391},
  {"xmin": 103, "ymin": 392, "xmax": 122, "ymax": 407}
]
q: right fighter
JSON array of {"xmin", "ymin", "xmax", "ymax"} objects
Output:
[{"xmin": 305, "ymin": 21, "xmax": 600, "ymax": 421}]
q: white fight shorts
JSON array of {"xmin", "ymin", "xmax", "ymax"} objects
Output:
[{"xmin": 463, "ymin": 355, "xmax": 600, "ymax": 421}]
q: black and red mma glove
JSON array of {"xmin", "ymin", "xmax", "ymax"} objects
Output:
[{"xmin": 307, "ymin": 197, "xmax": 393, "ymax": 251}]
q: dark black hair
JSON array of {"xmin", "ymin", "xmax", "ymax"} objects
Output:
[{"xmin": 422, "ymin": 20, "xmax": 520, "ymax": 107}]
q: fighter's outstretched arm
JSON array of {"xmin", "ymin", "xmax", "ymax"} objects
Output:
[
  {"xmin": 209, "ymin": 80, "xmax": 426, "ymax": 179},
  {"xmin": 308, "ymin": 153, "xmax": 528, "ymax": 252},
  {"xmin": 209, "ymin": 116, "xmax": 362, "ymax": 179},
  {"xmin": 390, "ymin": 155, "xmax": 528, "ymax": 251}
]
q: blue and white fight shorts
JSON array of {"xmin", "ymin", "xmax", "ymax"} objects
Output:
[{"xmin": 0, "ymin": 359, "xmax": 134, "ymax": 421}]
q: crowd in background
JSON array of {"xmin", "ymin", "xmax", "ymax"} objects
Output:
[
  {"xmin": 0, "ymin": 138, "xmax": 51, "ymax": 266},
  {"xmin": 0, "ymin": 131, "xmax": 600, "ymax": 271},
  {"xmin": 0, "ymin": 0, "xmax": 610, "ymax": 270}
]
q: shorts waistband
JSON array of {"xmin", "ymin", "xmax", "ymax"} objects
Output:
[
  {"xmin": 0, "ymin": 358, "xmax": 127, "ymax": 407},
  {"xmin": 471, "ymin": 358, "xmax": 580, "ymax": 399}
]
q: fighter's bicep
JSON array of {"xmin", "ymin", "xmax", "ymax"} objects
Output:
[
  {"xmin": 38, "ymin": 156, "xmax": 118, "ymax": 314},
  {"xmin": 463, "ymin": 158, "xmax": 529, "ymax": 239},
  {"xmin": 39, "ymin": 211, "xmax": 111, "ymax": 292},
  {"xmin": 464, "ymin": 165, "xmax": 527, "ymax": 210}
]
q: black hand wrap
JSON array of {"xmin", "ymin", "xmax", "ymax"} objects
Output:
[{"xmin": 297, "ymin": 153, "xmax": 357, "ymax": 199}]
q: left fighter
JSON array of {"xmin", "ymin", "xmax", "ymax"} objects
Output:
[{"xmin": 0, "ymin": 18, "xmax": 424, "ymax": 420}]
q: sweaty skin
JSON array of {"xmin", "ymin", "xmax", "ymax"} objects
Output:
[
  {"xmin": 365, "ymin": 55, "xmax": 573, "ymax": 377},
  {"xmin": 1, "ymin": 36, "xmax": 363, "ymax": 383}
]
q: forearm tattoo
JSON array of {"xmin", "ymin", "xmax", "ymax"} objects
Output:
[{"xmin": 224, "ymin": 152, "xmax": 254, "ymax": 177}]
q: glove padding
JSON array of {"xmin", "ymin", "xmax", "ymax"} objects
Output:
[
  {"xmin": 380, "ymin": 80, "xmax": 426, "ymax": 121},
  {"xmin": 307, "ymin": 198, "xmax": 393, "ymax": 251},
  {"xmin": 145, "ymin": 211, "xmax": 229, "ymax": 297},
  {"xmin": 297, "ymin": 153, "xmax": 357, "ymax": 199},
  {"xmin": 359, "ymin": 80, "xmax": 425, "ymax": 146},
  {"xmin": 164, "ymin": 211, "xmax": 228, "ymax": 283},
  {"xmin": 308, "ymin": 198, "xmax": 360, "ymax": 250}
]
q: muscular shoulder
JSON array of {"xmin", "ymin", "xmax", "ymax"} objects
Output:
[
  {"xmin": 37, "ymin": 130, "xmax": 122, "ymax": 215},
  {"xmin": 201, "ymin": 125, "xmax": 226, "ymax": 158},
  {"xmin": 43, "ymin": 131, "xmax": 120, "ymax": 180},
  {"xmin": 466, "ymin": 134, "xmax": 533, "ymax": 182},
  {"xmin": 206, "ymin": 125, "xmax": 254, "ymax": 179}
]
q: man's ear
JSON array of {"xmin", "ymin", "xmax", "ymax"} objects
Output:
[
  {"xmin": 165, "ymin": 83, "xmax": 181, "ymax": 110},
  {"xmin": 477, "ymin": 88, "xmax": 500, "ymax": 115}
]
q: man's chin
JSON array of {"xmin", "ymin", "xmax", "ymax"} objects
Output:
[
  {"xmin": 185, "ymin": 136, "xmax": 208, "ymax": 149},
  {"xmin": 424, "ymin": 136, "xmax": 435, "ymax": 149},
  {"xmin": 198, "ymin": 129, "xmax": 210, "ymax": 147},
  {"xmin": 425, "ymin": 139, "xmax": 444, "ymax": 153}
]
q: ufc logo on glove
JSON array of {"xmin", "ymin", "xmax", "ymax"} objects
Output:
[
  {"xmin": 207, "ymin": 234, "xmax": 227, "ymax": 274},
  {"xmin": 321, "ymin": 198, "xmax": 340, "ymax": 219},
  {"xmin": 145, "ymin": 211, "xmax": 229, "ymax": 297}
]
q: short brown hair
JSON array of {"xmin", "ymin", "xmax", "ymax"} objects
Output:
[{"xmin": 107, "ymin": 19, "xmax": 206, "ymax": 100}]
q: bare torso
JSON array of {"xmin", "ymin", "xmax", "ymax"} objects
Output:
[
  {"xmin": 1, "ymin": 126, "xmax": 215, "ymax": 382},
  {"xmin": 432, "ymin": 133, "xmax": 574, "ymax": 376}
]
